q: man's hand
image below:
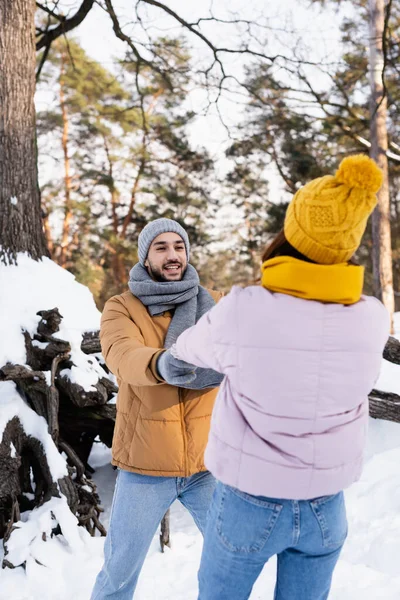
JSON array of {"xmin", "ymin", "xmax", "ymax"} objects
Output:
[{"xmin": 156, "ymin": 350, "xmax": 197, "ymax": 386}]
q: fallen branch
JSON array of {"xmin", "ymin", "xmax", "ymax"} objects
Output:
[
  {"xmin": 383, "ymin": 336, "xmax": 400, "ymax": 365},
  {"xmin": 369, "ymin": 388, "xmax": 400, "ymax": 423}
]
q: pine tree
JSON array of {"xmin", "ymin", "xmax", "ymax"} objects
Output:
[{"xmin": 38, "ymin": 38, "xmax": 219, "ymax": 306}]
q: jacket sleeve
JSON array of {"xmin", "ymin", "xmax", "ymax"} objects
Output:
[
  {"xmin": 100, "ymin": 296, "xmax": 164, "ymax": 387},
  {"xmin": 174, "ymin": 288, "xmax": 238, "ymax": 373}
]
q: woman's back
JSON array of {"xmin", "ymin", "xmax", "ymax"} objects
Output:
[{"xmin": 177, "ymin": 284, "xmax": 389, "ymax": 499}]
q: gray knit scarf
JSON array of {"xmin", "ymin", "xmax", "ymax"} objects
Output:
[{"xmin": 128, "ymin": 263, "xmax": 223, "ymax": 389}]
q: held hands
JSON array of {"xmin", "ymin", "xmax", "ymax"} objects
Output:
[
  {"xmin": 156, "ymin": 350, "xmax": 197, "ymax": 386},
  {"xmin": 161, "ymin": 344, "xmax": 224, "ymax": 390}
]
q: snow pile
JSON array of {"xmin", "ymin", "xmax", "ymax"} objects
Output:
[
  {"xmin": 0, "ymin": 382, "xmax": 67, "ymax": 479},
  {"xmin": 0, "ymin": 521, "xmax": 98, "ymax": 600},
  {"xmin": 0, "ymin": 254, "xmax": 104, "ymax": 391},
  {"xmin": 5, "ymin": 496, "xmax": 85, "ymax": 568},
  {"xmin": 0, "ymin": 255, "xmax": 110, "ymax": 580}
]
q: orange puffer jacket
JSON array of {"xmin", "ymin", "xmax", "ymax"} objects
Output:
[{"xmin": 100, "ymin": 289, "xmax": 223, "ymax": 477}]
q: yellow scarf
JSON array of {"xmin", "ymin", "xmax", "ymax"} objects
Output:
[{"xmin": 261, "ymin": 256, "xmax": 364, "ymax": 305}]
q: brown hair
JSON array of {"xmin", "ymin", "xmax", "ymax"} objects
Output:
[
  {"xmin": 261, "ymin": 230, "xmax": 314, "ymax": 264},
  {"xmin": 260, "ymin": 229, "xmax": 358, "ymax": 266}
]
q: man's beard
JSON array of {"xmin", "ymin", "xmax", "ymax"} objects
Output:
[{"xmin": 146, "ymin": 260, "xmax": 187, "ymax": 282}]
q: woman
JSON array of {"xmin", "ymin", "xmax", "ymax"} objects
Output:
[{"xmin": 171, "ymin": 155, "xmax": 390, "ymax": 599}]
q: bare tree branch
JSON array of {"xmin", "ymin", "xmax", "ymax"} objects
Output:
[
  {"xmin": 36, "ymin": 43, "xmax": 51, "ymax": 81},
  {"xmin": 298, "ymin": 69, "xmax": 400, "ymax": 163},
  {"xmin": 103, "ymin": 0, "xmax": 173, "ymax": 90},
  {"xmin": 36, "ymin": 2, "xmax": 66, "ymax": 22},
  {"xmin": 371, "ymin": 0, "xmax": 393, "ymax": 118},
  {"xmin": 271, "ymin": 144, "xmax": 297, "ymax": 193},
  {"xmin": 139, "ymin": 0, "xmax": 325, "ymax": 68},
  {"xmin": 36, "ymin": 0, "xmax": 95, "ymax": 51}
]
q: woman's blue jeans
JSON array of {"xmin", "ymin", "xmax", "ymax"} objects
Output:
[{"xmin": 198, "ymin": 481, "xmax": 348, "ymax": 600}]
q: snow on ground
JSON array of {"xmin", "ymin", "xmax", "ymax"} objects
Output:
[
  {"xmin": 376, "ymin": 359, "xmax": 400, "ymax": 395},
  {"xmin": 1, "ymin": 416, "xmax": 400, "ymax": 599}
]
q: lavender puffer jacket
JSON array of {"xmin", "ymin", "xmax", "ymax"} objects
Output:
[{"xmin": 174, "ymin": 286, "xmax": 389, "ymax": 500}]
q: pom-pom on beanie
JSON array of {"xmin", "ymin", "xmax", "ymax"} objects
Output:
[{"xmin": 284, "ymin": 154, "xmax": 383, "ymax": 264}]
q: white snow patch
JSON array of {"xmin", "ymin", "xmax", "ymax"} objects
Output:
[
  {"xmin": 0, "ymin": 254, "xmax": 105, "ymax": 391},
  {"xmin": 89, "ymin": 442, "xmax": 112, "ymax": 470},
  {"xmin": 43, "ymin": 370, "xmax": 52, "ymax": 386},
  {"xmin": 32, "ymin": 339, "xmax": 49, "ymax": 349},
  {"xmin": 10, "ymin": 196, "xmax": 18, "ymax": 205},
  {"xmin": 0, "ymin": 381, "xmax": 67, "ymax": 480},
  {"xmin": 5, "ymin": 496, "xmax": 85, "ymax": 568},
  {"xmin": 59, "ymin": 365, "xmax": 99, "ymax": 393},
  {"xmin": 23, "ymin": 493, "xmax": 35, "ymax": 501},
  {"xmin": 376, "ymin": 359, "xmax": 400, "ymax": 396},
  {"xmin": 9, "ymin": 442, "xmax": 17, "ymax": 458}
]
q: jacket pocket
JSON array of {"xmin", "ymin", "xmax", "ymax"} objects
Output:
[
  {"xmin": 310, "ymin": 492, "xmax": 348, "ymax": 548},
  {"xmin": 215, "ymin": 483, "xmax": 282, "ymax": 554}
]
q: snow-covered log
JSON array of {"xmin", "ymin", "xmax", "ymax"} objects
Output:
[{"xmin": 0, "ymin": 257, "xmax": 116, "ymax": 568}]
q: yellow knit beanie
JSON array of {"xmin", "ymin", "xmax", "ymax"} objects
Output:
[{"xmin": 284, "ymin": 154, "xmax": 383, "ymax": 264}]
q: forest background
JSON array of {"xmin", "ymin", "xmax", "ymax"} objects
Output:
[{"xmin": 33, "ymin": 0, "xmax": 400, "ymax": 310}]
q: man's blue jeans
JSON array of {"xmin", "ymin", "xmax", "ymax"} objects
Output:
[
  {"xmin": 198, "ymin": 481, "xmax": 348, "ymax": 600},
  {"xmin": 91, "ymin": 469, "xmax": 215, "ymax": 599}
]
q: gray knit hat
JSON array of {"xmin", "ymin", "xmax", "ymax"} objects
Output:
[{"xmin": 138, "ymin": 218, "xmax": 190, "ymax": 265}]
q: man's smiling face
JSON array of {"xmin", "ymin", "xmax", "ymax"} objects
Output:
[{"xmin": 145, "ymin": 232, "xmax": 188, "ymax": 282}]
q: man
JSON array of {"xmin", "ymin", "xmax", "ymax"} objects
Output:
[{"xmin": 91, "ymin": 218, "xmax": 223, "ymax": 599}]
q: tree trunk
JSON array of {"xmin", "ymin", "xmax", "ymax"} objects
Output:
[
  {"xmin": 103, "ymin": 137, "xmax": 127, "ymax": 289},
  {"xmin": 369, "ymin": 0, "xmax": 395, "ymax": 330},
  {"xmin": 244, "ymin": 201, "xmax": 259, "ymax": 280},
  {"xmin": 0, "ymin": 0, "xmax": 49, "ymax": 264},
  {"xmin": 110, "ymin": 254, "xmax": 125, "ymax": 288},
  {"xmin": 59, "ymin": 52, "xmax": 73, "ymax": 268}
]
